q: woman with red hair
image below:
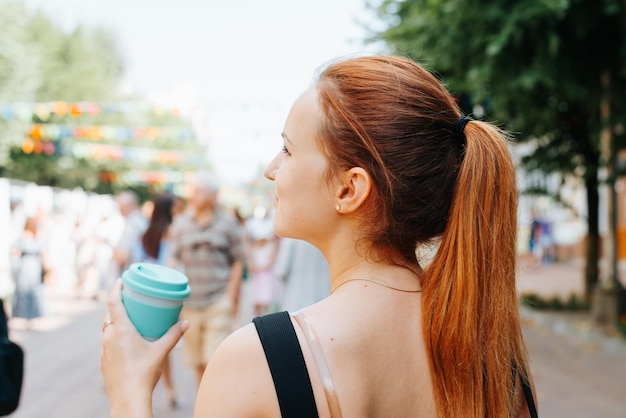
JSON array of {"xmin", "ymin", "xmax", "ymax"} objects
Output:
[{"xmin": 102, "ymin": 55, "xmax": 537, "ymax": 417}]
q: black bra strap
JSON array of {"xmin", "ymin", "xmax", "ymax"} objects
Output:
[
  {"xmin": 253, "ymin": 311, "xmax": 319, "ymax": 418},
  {"xmin": 521, "ymin": 374, "xmax": 538, "ymax": 418},
  {"xmin": 512, "ymin": 360, "xmax": 538, "ymax": 418}
]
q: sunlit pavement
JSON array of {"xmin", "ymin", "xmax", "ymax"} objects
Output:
[
  {"xmin": 516, "ymin": 259, "xmax": 626, "ymax": 418},
  {"xmin": 522, "ymin": 305, "xmax": 626, "ymax": 418},
  {"xmin": 6, "ymin": 262, "xmax": 626, "ymax": 417}
]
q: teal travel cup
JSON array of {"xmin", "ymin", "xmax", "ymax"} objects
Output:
[{"xmin": 121, "ymin": 263, "xmax": 191, "ymax": 340}]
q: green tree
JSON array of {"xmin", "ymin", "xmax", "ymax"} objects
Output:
[
  {"xmin": 372, "ymin": 0, "xmax": 626, "ymax": 301},
  {"xmin": 30, "ymin": 17, "xmax": 124, "ymax": 101},
  {"xmin": 0, "ymin": 1, "xmax": 41, "ymax": 102},
  {"xmin": 4, "ymin": 148, "xmax": 102, "ymax": 189},
  {"xmin": 0, "ymin": 0, "xmax": 41, "ymax": 164}
]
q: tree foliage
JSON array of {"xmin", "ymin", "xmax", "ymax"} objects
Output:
[
  {"xmin": 0, "ymin": 1, "xmax": 39, "ymax": 101},
  {"xmin": 373, "ymin": 0, "xmax": 625, "ymax": 159},
  {"xmin": 0, "ymin": 0, "xmax": 124, "ymax": 102},
  {"xmin": 371, "ymin": 0, "xmax": 626, "ymax": 298}
]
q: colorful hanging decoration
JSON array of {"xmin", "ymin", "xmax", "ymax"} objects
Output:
[
  {"xmin": 20, "ymin": 139, "xmax": 57, "ymax": 155},
  {"xmin": 21, "ymin": 139, "xmax": 35, "ymax": 154},
  {"xmin": 120, "ymin": 169, "xmax": 195, "ymax": 185},
  {"xmin": 0, "ymin": 101, "xmax": 185, "ymax": 122},
  {"xmin": 29, "ymin": 125, "xmax": 43, "ymax": 140},
  {"xmin": 25, "ymin": 123, "xmax": 195, "ymax": 143},
  {"xmin": 70, "ymin": 141, "xmax": 206, "ymax": 165},
  {"xmin": 53, "ymin": 101, "xmax": 68, "ymax": 117},
  {"xmin": 69, "ymin": 103, "xmax": 82, "ymax": 117},
  {"xmin": 6, "ymin": 100, "xmax": 211, "ymax": 187}
]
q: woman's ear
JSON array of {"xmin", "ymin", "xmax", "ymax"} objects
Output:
[{"xmin": 335, "ymin": 167, "xmax": 372, "ymax": 214}]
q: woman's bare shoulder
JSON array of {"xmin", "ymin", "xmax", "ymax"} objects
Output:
[{"xmin": 194, "ymin": 323, "xmax": 278, "ymax": 418}]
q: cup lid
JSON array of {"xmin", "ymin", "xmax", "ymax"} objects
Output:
[{"xmin": 121, "ymin": 263, "xmax": 191, "ymax": 300}]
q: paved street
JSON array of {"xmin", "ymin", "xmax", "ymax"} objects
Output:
[
  {"xmin": 5, "ymin": 261, "xmax": 626, "ymax": 418},
  {"xmin": 517, "ymin": 259, "xmax": 626, "ymax": 418},
  {"xmin": 521, "ymin": 306, "xmax": 626, "ymax": 418}
]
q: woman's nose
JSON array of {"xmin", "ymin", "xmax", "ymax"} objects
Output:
[{"xmin": 264, "ymin": 154, "xmax": 280, "ymax": 181}]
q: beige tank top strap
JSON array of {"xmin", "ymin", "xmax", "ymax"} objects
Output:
[{"xmin": 292, "ymin": 311, "xmax": 343, "ymax": 418}]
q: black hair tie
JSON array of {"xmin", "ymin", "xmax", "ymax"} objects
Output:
[{"xmin": 453, "ymin": 116, "xmax": 472, "ymax": 145}]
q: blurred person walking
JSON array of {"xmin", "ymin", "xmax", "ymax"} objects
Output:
[
  {"xmin": 109, "ymin": 190, "xmax": 148, "ymax": 285},
  {"xmin": 233, "ymin": 207, "xmax": 251, "ymax": 322},
  {"xmin": 41, "ymin": 209, "xmax": 78, "ymax": 296},
  {"xmin": 74, "ymin": 216, "xmax": 98, "ymax": 298},
  {"xmin": 94, "ymin": 211, "xmax": 120, "ymax": 296},
  {"xmin": 168, "ymin": 173, "xmax": 245, "ymax": 387},
  {"xmin": 527, "ymin": 211, "xmax": 543, "ymax": 264},
  {"xmin": 274, "ymin": 237, "xmax": 330, "ymax": 312},
  {"xmin": 130, "ymin": 193, "xmax": 180, "ymax": 408},
  {"xmin": 10, "ymin": 217, "xmax": 46, "ymax": 327},
  {"xmin": 246, "ymin": 207, "xmax": 280, "ymax": 316},
  {"xmin": 171, "ymin": 195, "xmax": 188, "ymax": 218}
]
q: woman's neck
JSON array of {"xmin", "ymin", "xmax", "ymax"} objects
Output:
[
  {"xmin": 311, "ymin": 223, "xmax": 422, "ymax": 293},
  {"xmin": 326, "ymin": 252, "xmax": 422, "ymax": 294}
]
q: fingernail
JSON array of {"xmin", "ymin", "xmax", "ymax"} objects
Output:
[{"xmin": 179, "ymin": 320, "xmax": 190, "ymax": 332}]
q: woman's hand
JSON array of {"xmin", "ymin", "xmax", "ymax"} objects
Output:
[{"xmin": 100, "ymin": 279, "xmax": 189, "ymax": 417}]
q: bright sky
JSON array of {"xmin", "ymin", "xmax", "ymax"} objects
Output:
[{"xmin": 22, "ymin": 0, "xmax": 384, "ymax": 185}]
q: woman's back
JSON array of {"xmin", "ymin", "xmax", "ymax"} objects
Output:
[
  {"xmin": 299, "ymin": 289, "xmax": 534, "ymax": 418},
  {"xmin": 201, "ymin": 273, "xmax": 533, "ymax": 417},
  {"xmin": 300, "ymin": 282, "xmax": 435, "ymax": 417},
  {"xmin": 196, "ymin": 265, "xmax": 436, "ymax": 418}
]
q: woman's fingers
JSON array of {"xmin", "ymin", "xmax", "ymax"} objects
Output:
[
  {"xmin": 155, "ymin": 320, "xmax": 189, "ymax": 355},
  {"xmin": 107, "ymin": 279, "xmax": 132, "ymax": 330}
]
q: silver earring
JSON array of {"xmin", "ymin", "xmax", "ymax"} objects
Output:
[{"xmin": 336, "ymin": 204, "xmax": 341, "ymax": 212}]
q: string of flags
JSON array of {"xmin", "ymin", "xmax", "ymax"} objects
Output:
[
  {"xmin": 21, "ymin": 139, "xmax": 206, "ymax": 165},
  {"xmin": 4, "ymin": 99, "xmax": 211, "ymax": 174},
  {"xmin": 119, "ymin": 169, "xmax": 193, "ymax": 185},
  {"xmin": 0, "ymin": 101, "xmax": 183, "ymax": 122},
  {"xmin": 27, "ymin": 123, "xmax": 195, "ymax": 143},
  {"xmin": 71, "ymin": 142, "xmax": 205, "ymax": 164}
]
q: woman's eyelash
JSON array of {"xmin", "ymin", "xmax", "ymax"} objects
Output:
[{"xmin": 282, "ymin": 145, "xmax": 291, "ymax": 155}]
